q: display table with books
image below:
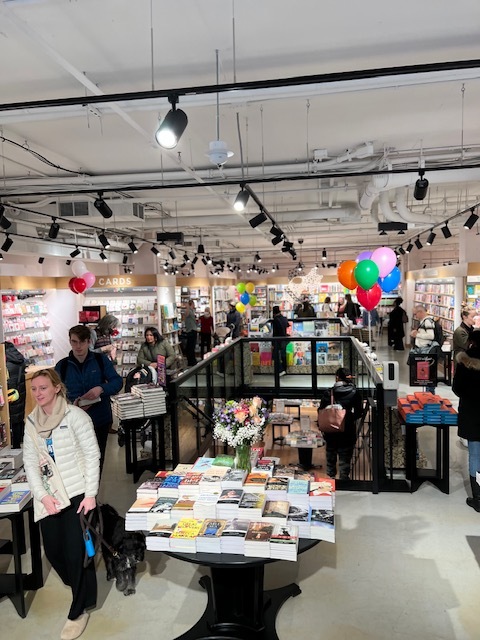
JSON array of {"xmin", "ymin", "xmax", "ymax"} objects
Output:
[
  {"xmin": 0, "ymin": 499, "xmax": 43, "ymax": 617},
  {"xmin": 165, "ymin": 538, "xmax": 319, "ymax": 640}
]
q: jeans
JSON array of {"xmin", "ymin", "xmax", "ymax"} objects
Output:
[{"xmin": 468, "ymin": 440, "xmax": 480, "ymax": 477}]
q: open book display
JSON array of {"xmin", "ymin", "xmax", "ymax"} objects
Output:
[{"xmin": 128, "ymin": 456, "xmax": 336, "ymax": 560}]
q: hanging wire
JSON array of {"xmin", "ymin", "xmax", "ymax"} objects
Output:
[
  {"xmin": 236, "ymin": 112, "xmax": 245, "ymax": 181},
  {"xmin": 216, "ymin": 49, "xmax": 220, "ymax": 141},
  {"xmin": 461, "ymin": 83, "xmax": 465, "ymax": 164},
  {"xmin": 260, "ymin": 104, "xmax": 265, "ymax": 201},
  {"xmin": 150, "ymin": 0, "xmax": 155, "ymax": 91},
  {"xmin": 306, "ymin": 99, "xmax": 311, "ymax": 174},
  {"xmin": 232, "ymin": 0, "xmax": 237, "ymax": 83}
]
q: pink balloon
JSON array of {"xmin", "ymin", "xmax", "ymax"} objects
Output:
[
  {"xmin": 356, "ymin": 250, "xmax": 372, "ymax": 262},
  {"xmin": 82, "ymin": 272, "xmax": 96, "ymax": 288},
  {"xmin": 357, "ymin": 284, "xmax": 382, "ymax": 311},
  {"xmin": 370, "ymin": 247, "xmax": 396, "ymax": 278}
]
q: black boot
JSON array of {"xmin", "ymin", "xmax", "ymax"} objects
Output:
[{"xmin": 466, "ymin": 476, "xmax": 480, "ymax": 512}]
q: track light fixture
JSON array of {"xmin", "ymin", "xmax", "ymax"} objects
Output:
[
  {"xmin": 426, "ymin": 230, "xmax": 436, "ymax": 245},
  {"xmin": 233, "ymin": 187, "xmax": 250, "ymax": 212},
  {"xmin": 270, "ymin": 225, "xmax": 282, "ymax": 236},
  {"xmin": 249, "ymin": 209, "xmax": 268, "ymax": 228},
  {"xmin": 398, "ymin": 246, "xmax": 406, "ymax": 255},
  {"xmin": 322, "ymin": 248, "xmax": 327, "ymax": 260},
  {"xmin": 379, "ymin": 230, "xmax": 387, "ymax": 236},
  {"xmin": 183, "ymin": 253, "xmax": 190, "ymax": 263},
  {"xmin": 0, "ymin": 205, "xmax": 11, "ymax": 230},
  {"xmin": 415, "ymin": 237, "xmax": 423, "ymax": 250},
  {"xmin": 70, "ymin": 247, "xmax": 81, "ymax": 258},
  {"xmin": 48, "ymin": 218, "xmax": 60, "ymax": 239},
  {"xmin": 201, "ymin": 256, "xmax": 208, "ymax": 265},
  {"xmin": 151, "ymin": 245, "xmax": 160, "ymax": 256},
  {"xmin": 271, "ymin": 235, "xmax": 283, "ymax": 246},
  {"xmin": 99, "ymin": 252, "xmax": 108, "ymax": 262},
  {"xmin": 271, "ymin": 264, "xmax": 276, "ymax": 272},
  {"xmin": 155, "ymin": 95, "xmax": 188, "ymax": 149},
  {"xmin": 128, "ymin": 239, "xmax": 138, "ymax": 254},
  {"xmin": 255, "ymin": 253, "xmax": 262, "ymax": 263},
  {"xmin": 191, "ymin": 256, "xmax": 198, "ymax": 266},
  {"xmin": 98, "ymin": 233, "xmax": 110, "ymax": 249},
  {"xmin": 441, "ymin": 223, "xmax": 452, "ymax": 239},
  {"xmin": 1, "ymin": 234, "xmax": 13, "ymax": 253},
  {"xmin": 122, "ymin": 254, "xmax": 128, "ymax": 265},
  {"xmin": 464, "ymin": 207, "xmax": 479, "ymax": 230},
  {"xmin": 0, "ymin": 253, "xmax": 3, "ymax": 261},
  {"xmin": 169, "ymin": 248, "xmax": 176, "ymax": 260},
  {"xmin": 206, "ymin": 255, "xmax": 212, "ymax": 264},
  {"xmin": 93, "ymin": 194, "xmax": 113, "ymax": 219},
  {"xmin": 38, "ymin": 257, "xmax": 45, "ymax": 264},
  {"xmin": 197, "ymin": 243, "xmax": 205, "ymax": 255},
  {"xmin": 414, "ymin": 169, "xmax": 429, "ymax": 201},
  {"xmin": 406, "ymin": 242, "xmax": 414, "ymax": 253}
]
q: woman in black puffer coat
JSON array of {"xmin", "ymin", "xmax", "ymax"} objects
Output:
[
  {"xmin": 5, "ymin": 341, "xmax": 27, "ymax": 448},
  {"xmin": 453, "ymin": 330, "xmax": 480, "ymax": 512},
  {"xmin": 319, "ymin": 367, "xmax": 363, "ymax": 480}
]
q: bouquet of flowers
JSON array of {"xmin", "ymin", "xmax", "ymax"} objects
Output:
[{"xmin": 213, "ymin": 396, "xmax": 269, "ymax": 447}]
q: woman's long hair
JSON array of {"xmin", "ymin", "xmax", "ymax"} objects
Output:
[
  {"xmin": 96, "ymin": 314, "xmax": 119, "ymax": 337},
  {"xmin": 144, "ymin": 326, "xmax": 162, "ymax": 344}
]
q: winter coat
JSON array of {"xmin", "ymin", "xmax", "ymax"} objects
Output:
[
  {"xmin": 23, "ymin": 404, "xmax": 100, "ymax": 520},
  {"xmin": 388, "ymin": 305, "xmax": 406, "ymax": 340},
  {"xmin": 55, "ymin": 350, "xmax": 122, "ymax": 428},
  {"xmin": 453, "ymin": 347, "xmax": 480, "ymax": 441},
  {"xmin": 137, "ymin": 338, "xmax": 176, "ymax": 368},
  {"xmin": 319, "ymin": 381, "xmax": 363, "ymax": 447},
  {"xmin": 272, "ymin": 314, "xmax": 290, "ymax": 337},
  {"xmin": 5, "ymin": 341, "xmax": 27, "ymax": 428},
  {"xmin": 226, "ymin": 309, "xmax": 242, "ymax": 338},
  {"xmin": 297, "ymin": 304, "xmax": 316, "ymax": 318},
  {"xmin": 414, "ymin": 316, "xmax": 435, "ymax": 348}
]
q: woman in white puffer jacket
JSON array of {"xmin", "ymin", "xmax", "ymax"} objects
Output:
[{"xmin": 23, "ymin": 368, "xmax": 100, "ymax": 640}]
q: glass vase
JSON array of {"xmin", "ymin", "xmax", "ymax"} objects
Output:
[{"xmin": 234, "ymin": 444, "xmax": 252, "ymax": 473}]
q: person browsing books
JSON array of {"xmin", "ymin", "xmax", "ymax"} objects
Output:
[
  {"xmin": 183, "ymin": 299, "xmax": 198, "ymax": 366},
  {"xmin": 23, "ymin": 368, "xmax": 100, "ymax": 640},
  {"xmin": 452, "ymin": 306, "xmax": 476, "ymax": 370},
  {"xmin": 319, "ymin": 367, "xmax": 363, "ymax": 480},
  {"xmin": 199, "ymin": 307, "xmax": 214, "ymax": 357},
  {"xmin": 55, "ymin": 325, "xmax": 122, "ymax": 473},
  {"xmin": 137, "ymin": 326, "xmax": 176, "ymax": 370}
]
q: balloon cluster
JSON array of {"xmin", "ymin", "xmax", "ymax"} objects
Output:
[
  {"xmin": 68, "ymin": 261, "xmax": 96, "ymax": 295},
  {"xmin": 235, "ymin": 282, "xmax": 257, "ymax": 314},
  {"xmin": 337, "ymin": 247, "xmax": 401, "ymax": 311}
]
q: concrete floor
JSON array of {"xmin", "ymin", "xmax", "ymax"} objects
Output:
[{"xmin": 1, "ymin": 337, "xmax": 480, "ymax": 639}]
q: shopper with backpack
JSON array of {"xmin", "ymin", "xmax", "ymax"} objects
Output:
[
  {"xmin": 56, "ymin": 325, "xmax": 122, "ymax": 474},
  {"xmin": 410, "ymin": 305, "xmax": 437, "ymax": 393}
]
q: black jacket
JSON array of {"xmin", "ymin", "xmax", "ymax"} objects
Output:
[
  {"xmin": 272, "ymin": 314, "xmax": 289, "ymax": 337},
  {"xmin": 5, "ymin": 341, "xmax": 27, "ymax": 428},
  {"xmin": 319, "ymin": 381, "xmax": 363, "ymax": 446},
  {"xmin": 453, "ymin": 347, "xmax": 480, "ymax": 441}
]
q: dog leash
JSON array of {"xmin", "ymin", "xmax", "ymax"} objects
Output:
[{"xmin": 80, "ymin": 505, "xmax": 121, "ymax": 568}]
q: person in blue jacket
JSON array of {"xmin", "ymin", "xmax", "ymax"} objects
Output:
[{"xmin": 55, "ymin": 324, "xmax": 123, "ymax": 473}]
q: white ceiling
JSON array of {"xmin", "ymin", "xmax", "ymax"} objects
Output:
[{"xmin": 1, "ymin": 0, "xmax": 480, "ymax": 273}]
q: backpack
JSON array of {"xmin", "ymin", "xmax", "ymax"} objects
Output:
[{"xmin": 433, "ymin": 320, "xmax": 445, "ymax": 346}]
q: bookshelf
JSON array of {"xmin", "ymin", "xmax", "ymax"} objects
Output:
[
  {"xmin": 1, "ymin": 290, "xmax": 54, "ymax": 367},
  {"xmin": 160, "ymin": 302, "xmax": 181, "ymax": 358},
  {"xmin": 413, "ymin": 280, "xmax": 457, "ymax": 337},
  {"xmin": 212, "ymin": 285, "xmax": 235, "ymax": 328},
  {"xmin": 267, "ymin": 283, "xmax": 347, "ymax": 318},
  {"xmin": 466, "ymin": 280, "xmax": 480, "ymax": 311},
  {"xmin": 249, "ymin": 285, "xmax": 267, "ymax": 321}
]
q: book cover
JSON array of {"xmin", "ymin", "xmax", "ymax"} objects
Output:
[
  {"xmin": 238, "ymin": 492, "xmax": 266, "ymax": 510},
  {"xmin": 222, "ymin": 468, "xmax": 248, "ymax": 485},
  {"xmin": 198, "ymin": 518, "xmax": 227, "ymax": 538},
  {"xmin": 263, "ymin": 500, "xmax": 290, "ymax": 520},
  {"xmin": 161, "ymin": 475, "xmax": 183, "ymax": 489},
  {"xmin": 173, "ymin": 463, "xmax": 194, "ymax": 474},
  {"xmin": 218, "ymin": 489, "xmax": 244, "ymax": 504},
  {"xmin": 172, "ymin": 495, "xmax": 197, "ymax": 510},
  {"xmin": 245, "ymin": 521, "xmax": 274, "ymax": 542},
  {"xmin": 191, "ymin": 456, "xmax": 215, "ymax": 472},
  {"xmin": 0, "ymin": 489, "xmax": 31, "ymax": 512},
  {"xmin": 149, "ymin": 496, "xmax": 178, "ymax": 515},
  {"xmin": 244, "ymin": 472, "xmax": 269, "ymax": 490},
  {"xmin": 170, "ymin": 518, "xmax": 204, "ymax": 539},
  {"xmin": 179, "ymin": 474, "xmax": 203, "ymax": 489},
  {"xmin": 148, "ymin": 522, "xmax": 177, "ymax": 538},
  {"xmin": 270, "ymin": 524, "xmax": 299, "ymax": 545},
  {"xmin": 266, "ymin": 477, "xmax": 289, "ymax": 492},
  {"xmin": 129, "ymin": 496, "xmax": 157, "ymax": 512},
  {"xmin": 287, "ymin": 478, "xmax": 310, "ymax": 494}
]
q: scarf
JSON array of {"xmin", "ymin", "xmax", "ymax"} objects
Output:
[{"xmin": 32, "ymin": 395, "xmax": 68, "ymax": 438}]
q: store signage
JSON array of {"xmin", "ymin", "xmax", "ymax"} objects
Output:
[
  {"xmin": 408, "ymin": 353, "xmax": 438, "ymax": 387},
  {"xmin": 97, "ymin": 276, "xmax": 133, "ymax": 286}
]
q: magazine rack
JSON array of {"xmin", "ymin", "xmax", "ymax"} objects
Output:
[
  {"xmin": 0, "ymin": 500, "xmax": 43, "ymax": 617},
  {"xmin": 165, "ymin": 538, "xmax": 319, "ymax": 640}
]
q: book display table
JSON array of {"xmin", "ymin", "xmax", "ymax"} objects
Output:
[
  {"xmin": 404, "ymin": 422, "xmax": 452, "ymax": 494},
  {"xmin": 121, "ymin": 414, "xmax": 166, "ymax": 483},
  {"xmin": 0, "ymin": 500, "xmax": 43, "ymax": 617},
  {"xmin": 165, "ymin": 538, "xmax": 319, "ymax": 640}
]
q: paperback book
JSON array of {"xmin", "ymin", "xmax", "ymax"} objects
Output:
[
  {"xmin": 269, "ymin": 524, "xmax": 299, "ymax": 561},
  {"xmin": 146, "ymin": 522, "xmax": 177, "ymax": 551},
  {"xmin": 244, "ymin": 521, "xmax": 274, "ymax": 558},
  {"xmin": 220, "ymin": 518, "xmax": 250, "ymax": 554},
  {"xmin": 0, "ymin": 489, "xmax": 31, "ymax": 512}
]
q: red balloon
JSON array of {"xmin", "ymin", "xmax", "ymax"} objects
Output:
[
  {"xmin": 356, "ymin": 283, "xmax": 382, "ymax": 311},
  {"xmin": 68, "ymin": 277, "xmax": 78, "ymax": 293},
  {"xmin": 71, "ymin": 277, "xmax": 87, "ymax": 294}
]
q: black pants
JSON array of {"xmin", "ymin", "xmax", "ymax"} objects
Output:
[
  {"xmin": 273, "ymin": 340, "xmax": 287, "ymax": 373},
  {"xmin": 94, "ymin": 422, "xmax": 109, "ymax": 475},
  {"xmin": 200, "ymin": 332, "xmax": 212, "ymax": 358},
  {"xmin": 40, "ymin": 495, "xmax": 97, "ymax": 620},
  {"xmin": 186, "ymin": 331, "xmax": 197, "ymax": 366},
  {"xmin": 326, "ymin": 444, "xmax": 354, "ymax": 480}
]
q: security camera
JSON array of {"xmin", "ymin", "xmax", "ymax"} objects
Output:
[{"xmin": 298, "ymin": 238, "xmax": 304, "ymax": 244}]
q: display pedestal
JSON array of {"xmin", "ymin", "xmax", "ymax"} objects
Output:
[
  {"xmin": 121, "ymin": 414, "xmax": 165, "ymax": 483},
  {"xmin": 404, "ymin": 422, "xmax": 451, "ymax": 494}
]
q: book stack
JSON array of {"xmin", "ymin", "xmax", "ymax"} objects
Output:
[
  {"xmin": 0, "ymin": 466, "xmax": 25, "ymax": 489},
  {"xmin": 244, "ymin": 522, "xmax": 274, "ymax": 557},
  {"xmin": 287, "ymin": 478, "xmax": 310, "ymax": 507},
  {"xmin": 137, "ymin": 478, "xmax": 164, "ymax": 498},
  {"xmin": 196, "ymin": 518, "xmax": 228, "ymax": 553},
  {"xmin": 252, "ymin": 458, "xmax": 276, "ymax": 477},
  {"xmin": 0, "ymin": 488, "xmax": 31, "ymax": 512},
  {"xmin": 238, "ymin": 492, "xmax": 266, "ymax": 519},
  {"xmin": 146, "ymin": 496, "xmax": 178, "ymax": 530},
  {"xmin": 309, "ymin": 478, "xmax": 335, "ymax": 510},
  {"xmin": 309, "ymin": 508, "xmax": 335, "ymax": 542},
  {"xmin": 221, "ymin": 468, "xmax": 248, "ymax": 489},
  {"xmin": 287, "ymin": 504, "xmax": 310, "ymax": 537},
  {"xmin": 131, "ymin": 384, "xmax": 167, "ymax": 416},
  {"xmin": 216, "ymin": 489, "xmax": 243, "ymax": 519},
  {"xmin": 146, "ymin": 522, "xmax": 177, "ymax": 551},
  {"xmin": 112, "ymin": 393, "xmax": 144, "ymax": 420},
  {"xmin": 220, "ymin": 518, "xmax": 250, "ymax": 554},
  {"xmin": 265, "ymin": 476, "xmax": 289, "ymax": 501},
  {"xmin": 193, "ymin": 491, "xmax": 221, "ymax": 520},
  {"xmin": 170, "ymin": 495, "xmax": 196, "ymax": 522},
  {"xmin": 169, "ymin": 518, "xmax": 204, "ymax": 553},
  {"xmin": 178, "ymin": 473, "xmax": 203, "ymax": 495},
  {"xmin": 269, "ymin": 524, "xmax": 299, "ymax": 561},
  {"xmin": 159, "ymin": 474, "xmax": 183, "ymax": 497},
  {"xmin": 191, "ymin": 457, "xmax": 215, "ymax": 473},
  {"xmin": 198, "ymin": 466, "xmax": 229, "ymax": 492},
  {"xmin": 125, "ymin": 496, "xmax": 157, "ymax": 531},
  {"xmin": 262, "ymin": 500, "xmax": 290, "ymax": 525},
  {"xmin": 244, "ymin": 472, "xmax": 269, "ymax": 493},
  {"xmin": 0, "ymin": 447, "xmax": 23, "ymax": 468}
]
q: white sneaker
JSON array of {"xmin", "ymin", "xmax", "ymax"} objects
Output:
[{"xmin": 279, "ymin": 371, "xmax": 286, "ymax": 377}]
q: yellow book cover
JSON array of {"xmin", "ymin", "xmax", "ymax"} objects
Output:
[{"xmin": 170, "ymin": 518, "xmax": 204, "ymax": 539}]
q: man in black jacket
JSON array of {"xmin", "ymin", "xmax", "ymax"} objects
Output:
[
  {"xmin": 271, "ymin": 305, "xmax": 290, "ymax": 376},
  {"xmin": 5, "ymin": 341, "xmax": 27, "ymax": 448}
]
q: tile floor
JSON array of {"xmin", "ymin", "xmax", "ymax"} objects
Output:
[{"xmin": 1, "ymin": 338, "xmax": 480, "ymax": 640}]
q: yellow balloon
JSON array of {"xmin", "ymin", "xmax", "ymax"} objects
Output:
[
  {"xmin": 236, "ymin": 302, "xmax": 246, "ymax": 314},
  {"xmin": 245, "ymin": 282, "xmax": 255, "ymax": 294}
]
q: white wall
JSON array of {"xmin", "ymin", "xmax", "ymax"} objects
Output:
[{"xmin": 45, "ymin": 288, "xmax": 81, "ymax": 361}]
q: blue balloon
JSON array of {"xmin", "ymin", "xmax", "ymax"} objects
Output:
[
  {"xmin": 240, "ymin": 292, "xmax": 250, "ymax": 305},
  {"xmin": 378, "ymin": 266, "xmax": 401, "ymax": 293}
]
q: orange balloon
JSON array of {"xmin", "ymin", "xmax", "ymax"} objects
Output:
[{"xmin": 337, "ymin": 260, "xmax": 358, "ymax": 290}]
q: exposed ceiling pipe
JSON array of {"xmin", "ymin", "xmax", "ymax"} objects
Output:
[
  {"xmin": 395, "ymin": 187, "xmax": 439, "ymax": 225},
  {"xmin": 378, "ymin": 191, "xmax": 405, "ymax": 222}
]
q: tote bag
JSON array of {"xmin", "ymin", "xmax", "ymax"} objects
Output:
[{"xmin": 317, "ymin": 389, "xmax": 346, "ymax": 433}]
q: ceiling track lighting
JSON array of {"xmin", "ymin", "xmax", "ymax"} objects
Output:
[
  {"xmin": 151, "ymin": 245, "xmax": 160, "ymax": 256},
  {"xmin": 197, "ymin": 243, "xmax": 205, "ymax": 255},
  {"xmin": 206, "ymin": 255, "xmax": 212, "ymax": 264},
  {"xmin": 169, "ymin": 248, "xmax": 177, "ymax": 260},
  {"xmin": 0, "ymin": 253, "xmax": 3, "ymax": 261},
  {"xmin": 48, "ymin": 218, "xmax": 60, "ymax": 239},
  {"xmin": 1, "ymin": 234, "xmax": 13, "ymax": 253},
  {"xmin": 463, "ymin": 208, "xmax": 479, "ymax": 230},
  {"xmin": 93, "ymin": 194, "xmax": 113, "ymax": 219},
  {"xmin": 398, "ymin": 246, "xmax": 406, "ymax": 255},
  {"xmin": 98, "ymin": 232, "xmax": 111, "ymax": 249},
  {"xmin": 122, "ymin": 254, "xmax": 128, "ymax": 265},
  {"xmin": 38, "ymin": 257, "xmax": 44, "ymax": 264},
  {"xmin": 405, "ymin": 242, "xmax": 414, "ymax": 253},
  {"xmin": 415, "ymin": 237, "xmax": 423, "ymax": 250},
  {"xmin": 128, "ymin": 239, "xmax": 138, "ymax": 254},
  {"xmin": 183, "ymin": 253, "xmax": 190, "ymax": 263},
  {"xmin": 70, "ymin": 246, "xmax": 81, "ymax": 258},
  {"xmin": 99, "ymin": 252, "xmax": 108, "ymax": 262},
  {"xmin": 441, "ymin": 223, "xmax": 452, "ymax": 239},
  {"xmin": 155, "ymin": 94, "xmax": 188, "ymax": 149},
  {"xmin": 234, "ymin": 186, "xmax": 250, "ymax": 212},
  {"xmin": 379, "ymin": 230, "xmax": 387, "ymax": 236},
  {"xmin": 322, "ymin": 248, "xmax": 327, "ymax": 260},
  {"xmin": 255, "ymin": 253, "xmax": 262, "ymax": 262},
  {"xmin": 426, "ymin": 230, "xmax": 436, "ymax": 245},
  {"xmin": 66, "ymin": 259, "xmax": 72, "ymax": 266},
  {"xmin": 249, "ymin": 209, "xmax": 268, "ymax": 228},
  {"xmin": 397, "ymin": 230, "xmax": 405, "ymax": 235},
  {"xmin": 191, "ymin": 256, "xmax": 198, "ymax": 266},
  {"xmin": 271, "ymin": 235, "xmax": 283, "ymax": 246},
  {"xmin": 270, "ymin": 225, "xmax": 283, "ymax": 236},
  {"xmin": 0, "ymin": 204, "xmax": 12, "ymax": 230},
  {"xmin": 414, "ymin": 169, "xmax": 429, "ymax": 201}
]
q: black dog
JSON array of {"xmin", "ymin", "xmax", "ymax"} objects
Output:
[{"xmin": 98, "ymin": 503, "xmax": 146, "ymax": 596}]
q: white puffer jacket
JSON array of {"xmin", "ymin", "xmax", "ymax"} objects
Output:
[{"xmin": 23, "ymin": 404, "xmax": 100, "ymax": 515}]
